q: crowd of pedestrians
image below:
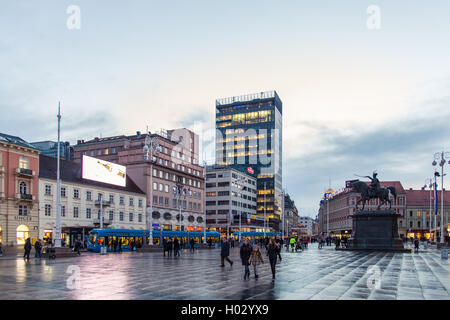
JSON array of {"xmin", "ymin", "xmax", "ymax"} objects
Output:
[{"xmin": 220, "ymin": 236, "xmax": 284, "ymax": 280}]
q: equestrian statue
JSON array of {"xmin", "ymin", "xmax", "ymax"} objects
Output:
[{"xmin": 348, "ymin": 172, "xmax": 397, "ymax": 211}]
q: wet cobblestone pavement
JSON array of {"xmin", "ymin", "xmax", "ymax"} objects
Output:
[{"xmin": 0, "ymin": 245, "xmax": 448, "ymax": 300}]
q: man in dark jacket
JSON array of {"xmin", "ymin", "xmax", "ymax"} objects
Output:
[
  {"xmin": 267, "ymin": 239, "xmax": 279, "ymax": 279},
  {"xmin": 34, "ymin": 239, "xmax": 42, "ymax": 258},
  {"xmin": 74, "ymin": 240, "xmax": 81, "ymax": 255},
  {"xmin": 190, "ymin": 238, "xmax": 195, "ymax": 253},
  {"xmin": 24, "ymin": 238, "xmax": 32, "ymax": 260},
  {"xmin": 240, "ymin": 239, "xmax": 252, "ymax": 279},
  {"xmin": 220, "ymin": 237, "xmax": 233, "ymax": 267},
  {"xmin": 174, "ymin": 237, "xmax": 181, "ymax": 257}
]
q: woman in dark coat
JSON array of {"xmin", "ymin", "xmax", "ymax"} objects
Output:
[
  {"xmin": 267, "ymin": 239, "xmax": 279, "ymax": 279},
  {"xmin": 240, "ymin": 239, "xmax": 253, "ymax": 279}
]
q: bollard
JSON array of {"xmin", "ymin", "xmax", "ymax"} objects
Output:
[{"xmin": 100, "ymin": 246, "xmax": 107, "ymax": 255}]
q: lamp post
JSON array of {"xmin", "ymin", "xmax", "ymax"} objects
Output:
[
  {"xmin": 235, "ymin": 175, "xmax": 246, "ymax": 242},
  {"xmin": 264, "ymin": 182, "xmax": 267, "ymax": 238},
  {"xmin": 423, "ymin": 178, "xmax": 433, "ymax": 241},
  {"xmin": 144, "ymin": 133, "xmax": 160, "ymax": 246},
  {"xmin": 432, "ymin": 151, "xmax": 450, "ymax": 244},
  {"xmin": 174, "ymin": 178, "xmax": 186, "ymax": 232},
  {"xmin": 202, "ymin": 162, "xmax": 207, "ymax": 244},
  {"xmin": 55, "ymin": 102, "xmax": 62, "ymax": 248}
]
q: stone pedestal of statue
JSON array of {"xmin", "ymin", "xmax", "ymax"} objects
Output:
[{"xmin": 338, "ymin": 210, "xmax": 411, "ymax": 252}]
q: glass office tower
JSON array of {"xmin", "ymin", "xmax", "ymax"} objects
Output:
[{"xmin": 215, "ymin": 91, "xmax": 283, "ymax": 231}]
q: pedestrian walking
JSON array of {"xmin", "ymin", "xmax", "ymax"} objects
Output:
[
  {"xmin": 220, "ymin": 237, "xmax": 233, "ymax": 267},
  {"xmin": 414, "ymin": 239, "xmax": 420, "ymax": 253},
  {"xmin": 276, "ymin": 240, "xmax": 282, "ymax": 262},
  {"xmin": 208, "ymin": 238, "xmax": 212, "ymax": 248},
  {"xmin": 289, "ymin": 237, "xmax": 296, "ymax": 252},
  {"xmin": 240, "ymin": 239, "xmax": 252, "ymax": 279},
  {"xmin": 34, "ymin": 239, "xmax": 42, "ymax": 258},
  {"xmin": 174, "ymin": 237, "xmax": 181, "ymax": 257},
  {"xmin": 230, "ymin": 238, "xmax": 235, "ymax": 248},
  {"xmin": 24, "ymin": 238, "xmax": 32, "ymax": 260},
  {"xmin": 167, "ymin": 238, "xmax": 173, "ymax": 256},
  {"xmin": 74, "ymin": 240, "xmax": 81, "ymax": 255},
  {"xmin": 267, "ymin": 239, "xmax": 279, "ymax": 280},
  {"xmin": 190, "ymin": 238, "xmax": 195, "ymax": 253},
  {"xmin": 0, "ymin": 242, "xmax": 3, "ymax": 256},
  {"xmin": 249, "ymin": 246, "xmax": 264, "ymax": 279}
]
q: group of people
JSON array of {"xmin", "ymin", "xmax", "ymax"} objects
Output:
[
  {"xmin": 287, "ymin": 236, "xmax": 310, "ymax": 252},
  {"xmin": 220, "ymin": 237, "xmax": 282, "ymax": 280},
  {"xmin": 163, "ymin": 237, "xmax": 182, "ymax": 257}
]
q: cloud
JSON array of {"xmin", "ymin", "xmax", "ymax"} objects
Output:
[{"xmin": 285, "ymin": 94, "xmax": 450, "ymax": 217}]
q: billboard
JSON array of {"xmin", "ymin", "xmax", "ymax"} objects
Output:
[{"xmin": 82, "ymin": 155, "xmax": 126, "ymax": 187}]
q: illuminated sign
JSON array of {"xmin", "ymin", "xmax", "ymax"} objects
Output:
[
  {"xmin": 247, "ymin": 167, "xmax": 254, "ymax": 174},
  {"xmin": 82, "ymin": 155, "xmax": 126, "ymax": 187}
]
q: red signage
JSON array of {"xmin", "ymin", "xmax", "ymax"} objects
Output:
[{"xmin": 247, "ymin": 167, "xmax": 254, "ymax": 174}]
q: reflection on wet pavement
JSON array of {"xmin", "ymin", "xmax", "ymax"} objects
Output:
[{"xmin": 0, "ymin": 245, "xmax": 448, "ymax": 300}]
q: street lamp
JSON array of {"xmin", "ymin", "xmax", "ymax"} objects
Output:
[
  {"xmin": 432, "ymin": 151, "xmax": 450, "ymax": 244},
  {"xmin": 423, "ymin": 178, "xmax": 433, "ymax": 241},
  {"xmin": 235, "ymin": 175, "xmax": 246, "ymax": 242},
  {"xmin": 144, "ymin": 132, "xmax": 160, "ymax": 246},
  {"xmin": 174, "ymin": 178, "xmax": 186, "ymax": 232}
]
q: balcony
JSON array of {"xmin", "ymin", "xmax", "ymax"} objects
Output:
[
  {"xmin": 16, "ymin": 193, "xmax": 34, "ymax": 201},
  {"xmin": 94, "ymin": 200, "xmax": 111, "ymax": 207},
  {"xmin": 16, "ymin": 168, "xmax": 35, "ymax": 177},
  {"xmin": 93, "ymin": 218, "xmax": 111, "ymax": 225}
]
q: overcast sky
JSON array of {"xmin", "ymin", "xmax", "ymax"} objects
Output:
[{"xmin": 1, "ymin": 1, "xmax": 450, "ymax": 217}]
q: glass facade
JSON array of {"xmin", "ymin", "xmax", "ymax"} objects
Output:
[{"xmin": 215, "ymin": 91, "xmax": 282, "ymax": 231}]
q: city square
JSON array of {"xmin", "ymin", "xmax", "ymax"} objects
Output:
[
  {"xmin": 0, "ymin": 245, "xmax": 448, "ymax": 300},
  {"xmin": 1, "ymin": 1, "xmax": 450, "ymax": 308}
]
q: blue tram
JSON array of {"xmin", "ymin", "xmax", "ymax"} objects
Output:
[
  {"xmin": 87, "ymin": 229, "xmax": 220, "ymax": 252},
  {"xmin": 232, "ymin": 232, "xmax": 282, "ymax": 245}
]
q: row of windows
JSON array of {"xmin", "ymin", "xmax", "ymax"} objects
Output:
[
  {"xmin": 152, "ymin": 196, "xmax": 202, "ymax": 211},
  {"xmin": 152, "ymin": 182, "xmax": 202, "ymax": 199},
  {"xmin": 44, "ymin": 185, "xmax": 143, "ymax": 207},
  {"xmin": 152, "ymin": 170, "xmax": 202, "ymax": 189},
  {"xmin": 43, "ymin": 205, "xmax": 142, "ymax": 222},
  {"xmin": 399, "ymin": 220, "xmax": 441, "ymax": 228}
]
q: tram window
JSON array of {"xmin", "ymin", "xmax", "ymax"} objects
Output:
[
  {"xmin": 153, "ymin": 237, "xmax": 160, "ymax": 246},
  {"xmin": 89, "ymin": 233, "xmax": 97, "ymax": 244},
  {"xmin": 98, "ymin": 237, "xmax": 105, "ymax": 245}
]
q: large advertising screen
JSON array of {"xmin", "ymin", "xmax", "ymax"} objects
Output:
[{"xmin": 82, "ymin": 155, "xmax": 126, "ymax": 187}]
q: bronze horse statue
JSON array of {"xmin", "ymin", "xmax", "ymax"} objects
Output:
[{"xmin": 349, "ymin": 180, "xmax": 397, "ymax": 211}]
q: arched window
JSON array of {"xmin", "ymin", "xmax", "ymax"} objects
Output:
[
  {"xmin": 16, "ymin": 225, "xmax": 29, "ymax": 245},
  {"xmin": 19, "ymin": 181, "xmax": 27, "ymax": 195},
  {"xmin": 19, "ymin": 156, "xmax": 29, "ymax": 169},
  {"xmin": 152, "ymin": 211, "xmax": 161, "ymax": 219}
]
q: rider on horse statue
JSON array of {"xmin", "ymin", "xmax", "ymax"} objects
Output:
[{"xmin": 365, "ymin": 172, "xmax": 380, "ymax": 198}]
